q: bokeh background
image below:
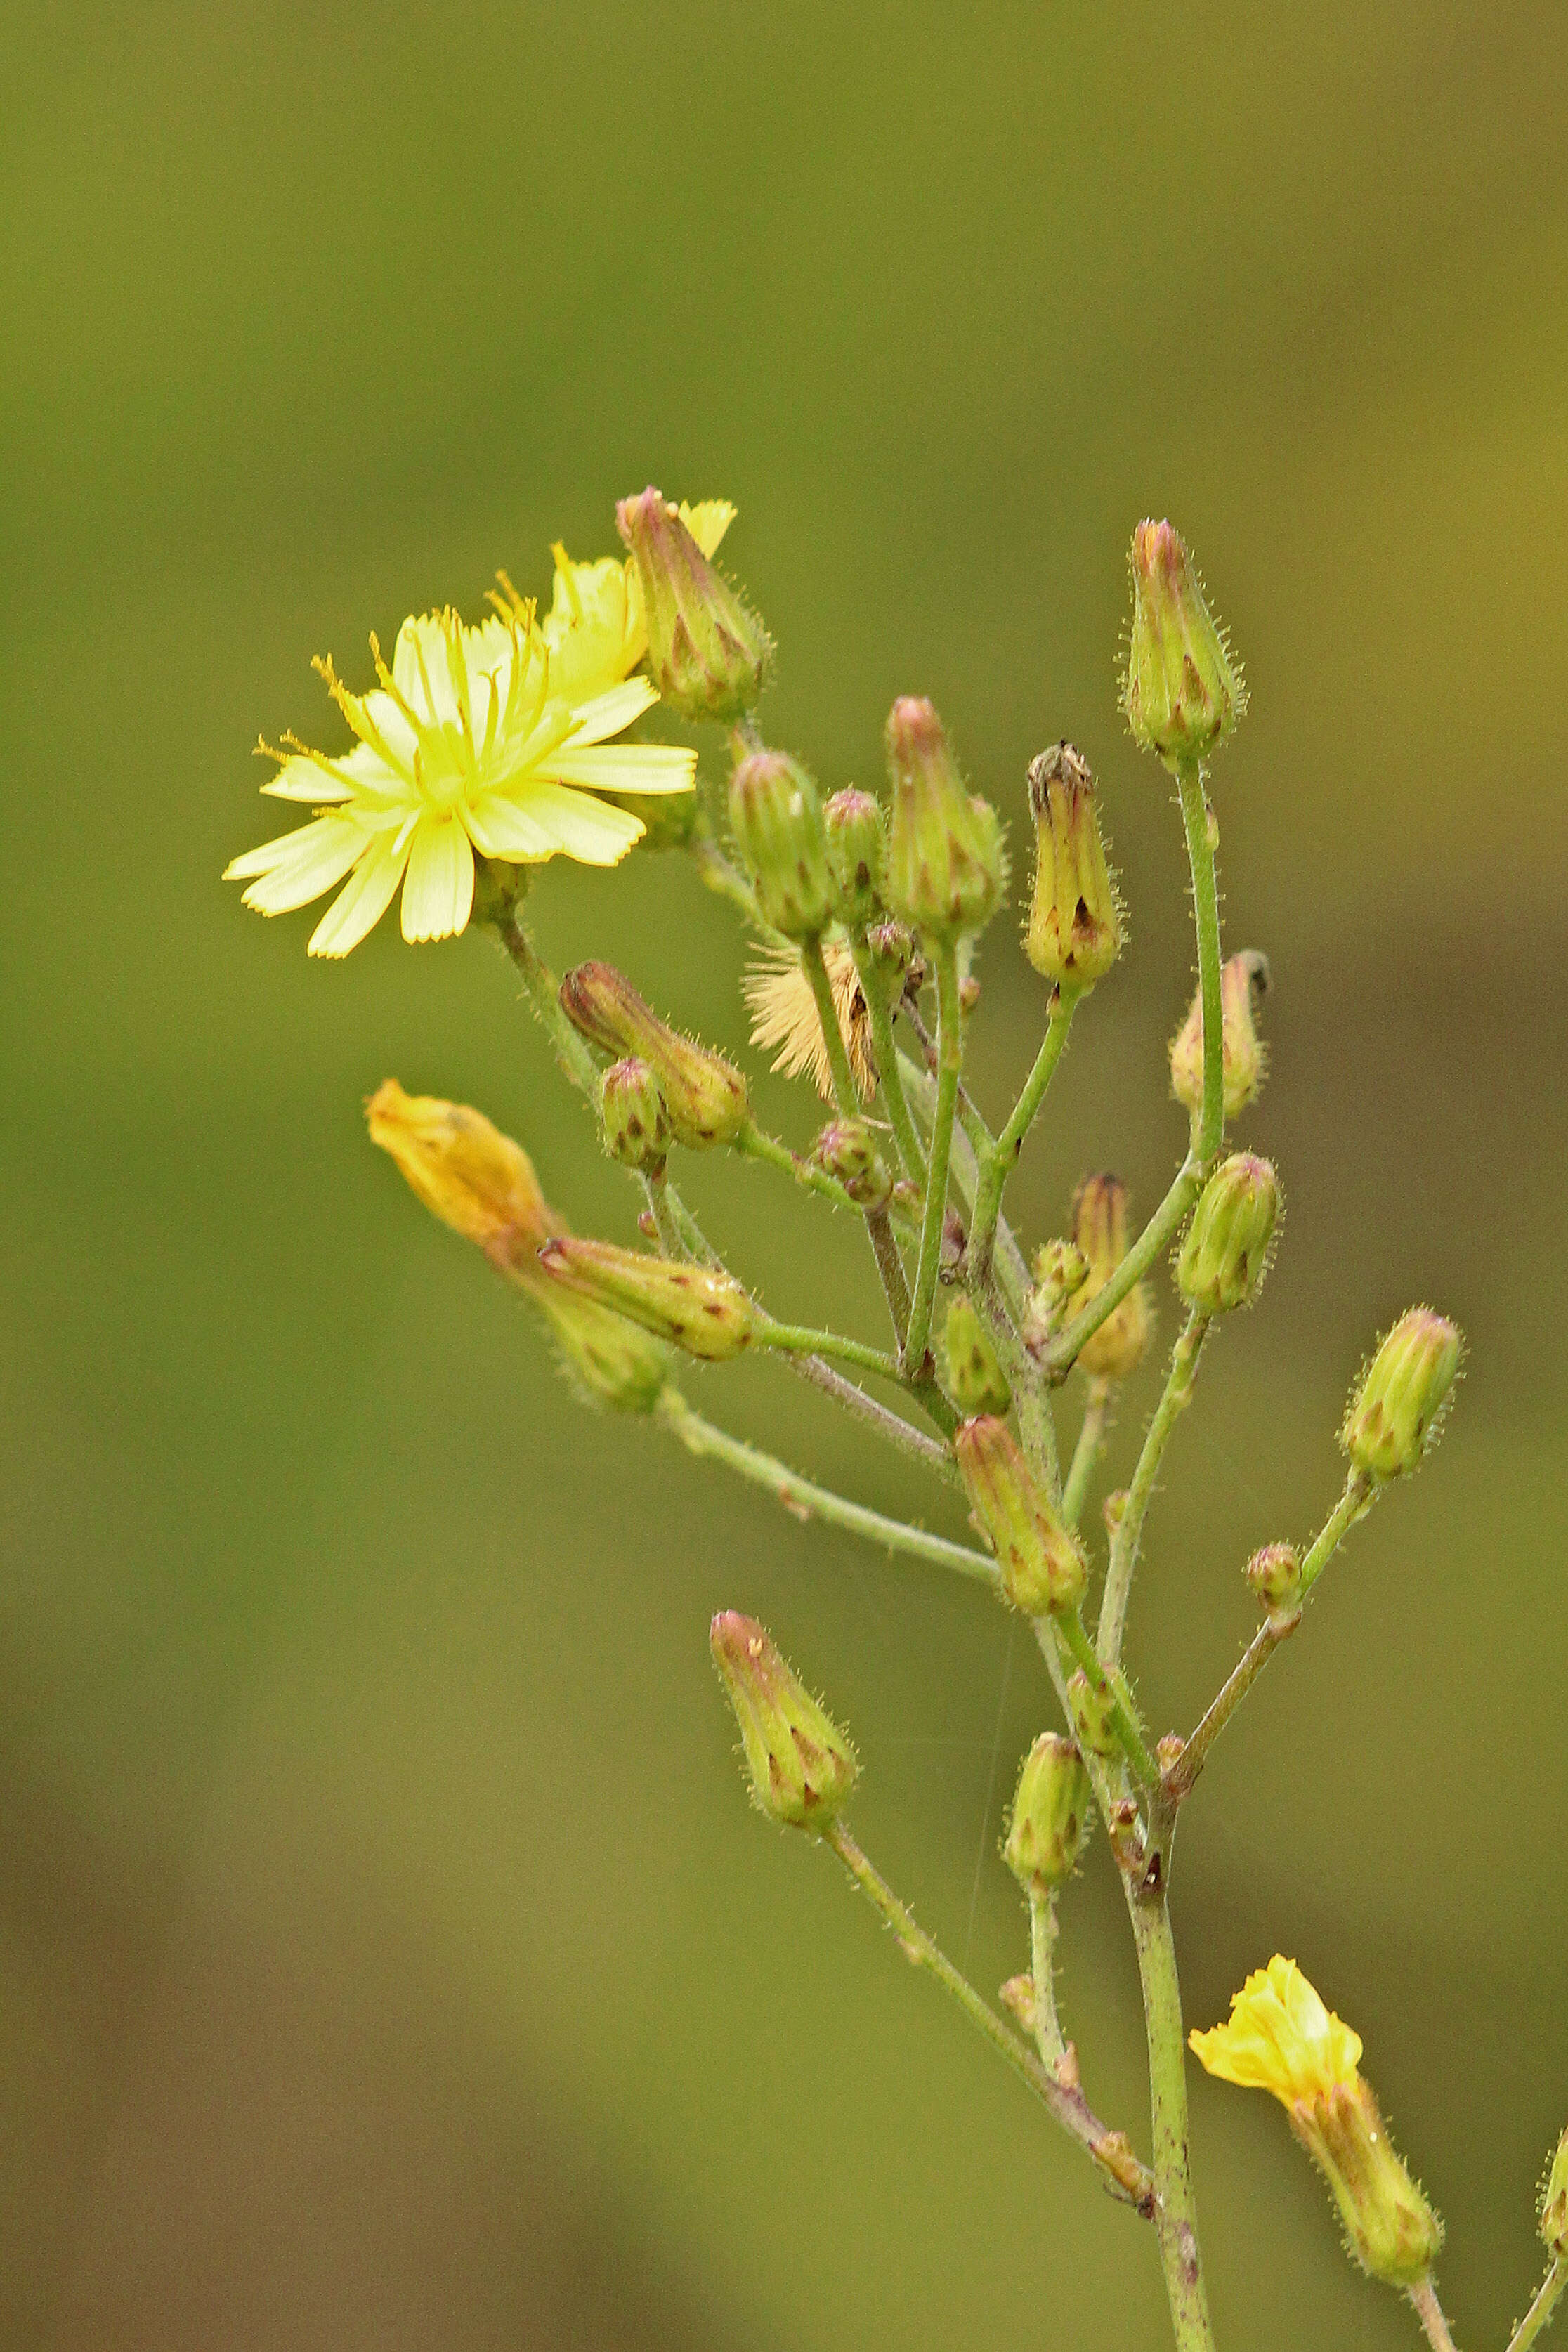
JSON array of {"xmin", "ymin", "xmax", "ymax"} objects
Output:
[{"xmin": 4, "ymin": 6, "xmax": 1566, "ymax": 2346}]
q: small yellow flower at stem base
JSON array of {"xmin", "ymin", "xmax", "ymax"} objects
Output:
[
  {"xmin": 953, "ymin": 1416, "xmax": 1086, "ymax": 1614},
  {"xmin": 1023, "ymin": 743, "xmax": 1123, "ymax": 989},
  {"xmin": 1342, "ymin": 1308, "xmax": 1463, "ymax": 1479},
  {"xmin": 743, "ymin": 938, "xmax": 880, "ymax": 1103},
  {"xmin": 1071, "ymin": 1175, "xmax": 1151, "ymax": 1380},
  {"xmin": 710, "ymin": 1612, "xmax": 858, "ymax": 1831},
  {"xmin": 884, "ymin": 696, "xmax": 1005, "ymax": 944},
  {"xmin": 1191, "ymin": 1956, "xmax": 1442, "ymax": 2287},
  {"xmin": 617, "ymin": 487, "xmax": 771, "ymax": 723},
  {"xmin": 559, "ymin": 962, "xmax": 750, "ymax": 1146},
  {"xmin": 1170, "ymin": 950, "xmax": 1270, "ymax": 1123},
  {"xmin": 537, "ymin": 1236, "xmax": 754, "ymax": 1361},
  {"xmin": 1122, "ymin": 518, "xmax": 1247, "ymax": 773},
  {"xmin": 1004, "ymin": 1734, "xmax": 1092, "ymax": 1893}
]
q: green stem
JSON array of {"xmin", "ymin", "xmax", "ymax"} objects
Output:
[
  {"xmin": 781, "ymin": 1352, "xmax": 960, "ymax": 1472},
  {"xmin": 899, "ymin": 1045, "xmax": 1033, "ymax": 1328},
  {"xmin": 644, "ymin": 1171, "xmax": 687, "ymax": 1260},
  {"xmin": 688, "ymin": 836, "xmax": 766, "ymax": 927},
  {"xmin": 755, "ymin": 1319, "xmax": 902, "ymax": 1384},
  {"xmin": 667, "ymin": 1189, "xmax": 725, "ymax": 1270},
  {"xmin": 969, "ymin": 988, "xmax": 1078, "ymax": 1277},
  {"xmin": 801, "ymin": 936, "xmax": 865, "ymax": 1120},
  {"xmin": 498, "ymin": 909, "xmax": 601, "ymax": 1098},
  {"xmin": 1098, "ymin": 1310, "xmax": 1211, "ymax": 1668},
  {"xmin": 1175, "ymin": 762, "xmax": 1224, "ymax": 1170},
  {"xmin": 1046, "ymin": 1160, "xmax": 1202, "ymax": 1378},
  {"xmin": 655, "ymin": 1391, "xmax": 996, "ymax": 1586},
  {"xmin": 850, "ymin": 934, "xmax": 927, "ymax": 1182},
  {"xmin": 903, "ymin": 950, "xmax": 962, "ymax": 1376},
  {"xmin": 824, "ymin": 1820, "xmax": 1156, "ymax": 2212},
  {"xmin": 1408, "ymin": 2276, "xmax": 1461, "ymax": 2352},
  {"xmin": 1164, "ymin": 1471, "xmax": 1376, "ymax": 1801},
  {"xmin": 1505, "ymin": 2261, "xmax": 1568, "ymax": 2352},
  {"xmin": 1056, "ymin": 1608, "xmax": 1159, "ymax": 1788},
  {"xmin": 736, "ymin": 1119, "xmax": 865, "ymax": 1215},
  {"xmin": 1125, "ymin": 1808, "xmax": 1217, "ymax": 2352},
  {"xmin": 1061, "ymin": 1378, "xmax": 1111, "ymax": 1530},
  {"xmin": 1028, "ymin": 1889, "xmax": 1068, "ymax": 2070}
]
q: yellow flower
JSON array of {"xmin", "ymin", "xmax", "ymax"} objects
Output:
[
  {"xmin": 227, "ymin": 592, "xmax": 698, "ymax": 959},
  {"xmin": 1189, "ymin": 1954, "xmax": 1362, "ymax": 2103},
  {"xmin": 743, "ymin": 937, "xmax": 877, "ymax": 1102},
  {"xmin": 541, "ymin": 499, "xmax": 736, "ymax": 708}
]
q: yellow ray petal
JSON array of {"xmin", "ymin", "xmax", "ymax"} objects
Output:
[
  {"xmin": 307, "ymin": 832, "xmax": 412, "ymax": 958},
  {"xmin": 400, "ymin": 814, "xmax": 476, "ymax": 943}
]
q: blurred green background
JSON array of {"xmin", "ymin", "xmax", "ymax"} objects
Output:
[{"xmin": 4, "ymin": 4, "xmax": 1566, "ymax": 2346}]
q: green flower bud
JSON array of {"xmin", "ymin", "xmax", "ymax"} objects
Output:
[
  {"xmin": 710, "ymin": 1611, "xmax": 858, "ymax": 1831},
  {"xmin": 599, "ymin": 1056, "xmax": 671, "ymax": 1173},
  {"xmin": 1071, "ymin": 1176, "xmax": 1151, "ymax": 1380},
  {"xmin": 942, "ymin": 1294, "xmax": 1012, "ymax": 1417},
  {"xmin": 953, "ymin": 1415, "xmax": 1086, "ymax": 1614},
  {"xmin": 1023, "ymin": 743, "xmax": 1122, "ymax": 989},
  {"xmin": 865, "ymin": 915, "xmax": 924, "ymax": 988},
  {"xmin": 1067, "ymin": 1664, "xmax": 1118, "ymax": 1758},
  {"xmin": 1122, "ymin": 518, "xmax": 1246, "ymax": 771},
  {"xmin": 1541, "ymin": 2127, "xmax": 1568, "ymax": 2258},
  {"xmin": 1302, "ymin": 2079, "xmax": 1443, "ymax": 2287},
  {"xmin": 616, "ymin": 487, "xmax": 771, "ymax": 722},
  {"xmin": 823, "ymin": 787, "xmax": 887, "ymax": 925},
  {"xmin": 810, "ymin": 1117, "xmax": 892, "ymax": 1209},
  {"xmin": 560, "ymin": 962, "xmax": 750, "ymax": 1148},
  {"xmin": 728, "ymin": 749, "xmax": 836, "ymax": 939},
  {"xmin": 537, "ymin": 1235, "xmax": 755, "ymax": 1361},
  {"xmin": 1245, "ymin": 1542, "xmax": 1302, "ymax": 1616},
  {"xmin": 1341, "ymin": 1308, "xmax": 1463, "ymax": 1479},
  {"xmin": 1178, "ymin": 1153, "xmax": 1281, "ymax": 1314},
  {"xmin": 1171, "ymin": 950, "xmax": 1270, "ymax": 1122},
  {"xmin": 537, "ymin": 1287, "xmax": 673, "ymax": 1413},
  {"xmin": 1003, "ymin": 1733, "xmax": 1092, "ymax": 1893},
  {"xmin": 1033, "ymin": 1238, "xmax": 1091, "ymax": 1310},
  {"xmin": 884, "ymin": 696, "xmax": 1005, "ymax": 942}
]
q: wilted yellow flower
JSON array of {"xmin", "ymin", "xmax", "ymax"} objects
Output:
[
  {"xmin": 226, "ymin": 561, "xmax": 716, "ymax": 958},
  {"xmin": 743, "ymin": 937, "xmax": 876, "ymax": 1101},
  {"xmin": 1191, "ymin": 1956, "xmax": 1442, "ymax": 2286}
]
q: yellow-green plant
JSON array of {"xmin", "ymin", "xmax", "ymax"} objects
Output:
[{"xmin": 228, "ymin": 493, "xmax": 1556, "ymax": 2352}]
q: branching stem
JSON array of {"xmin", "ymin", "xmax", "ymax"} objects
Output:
[
  {"xmin": 1098, "ymin": 1309, "xmax": 1211, "ymax": 1668},
  {"xmin": 1062, "ymin": 1379, "xmax": 1111, "ymax": 1530},
  {"xmin": 1505, "ymin": 2261, "xmax": 1568, "ymax": 2352},
  {"xmin": 903, "ymin": 950, "xmax": 962, "ymax": 1374},
  {"xmin": 969, "ymin": 987, "xmax": 1078, "ymax": 1277}
]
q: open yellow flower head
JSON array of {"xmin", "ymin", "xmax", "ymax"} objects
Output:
[
  {"xmin": 1192, "ymin": 1957, "xmax": 1442, "ymax": 2287},
  {"xmin": 226, "ymin": 563, "xmax": 704, "ymax": 957},
  {"xmin": 1190, "ymin": 1955, "xmax": 1362, "ymax": 2103},
  {"xmin": 367, "ymin": 1079, "xmax": 557, "ymax": 1275}
]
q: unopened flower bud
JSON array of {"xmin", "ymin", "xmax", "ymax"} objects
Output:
[
  {"xmin": 560, "ymin": 962, "xmax": 749, "ymax": 1147},
  {"xmin": 1023, "ymin": 743, "xmax": 1122, "ymax": 989},
  {"xmin": 865, "ymin": 916, "xmax": 923, "ymax": 986},
  {"xmin": 811, "ymin": 1118, "xmax": 892, "ymax": 1208},
  {"xmin": 954, "ymin": 1416, "xmax": 1086, "ymax": 1614},
  {"xmin": 1178, "ymin": 1153, "xmax": 1280, "ymax": 1314},
  {"xmin": 1033, "ymin": 1239, "xmax": 1091, "ymax": 1312},
  {"xmin": 1004, "ymin": 1734, "xmax": 1092, "ymax": 1893},
  {"xmin": 1245, "ymin": 1542, "xmax": 1302, "ymax": 1616},
  {"xmin": 538, "ymin": 1235, "xmax": 754, "ymax": 1361},
  {"xmin": 1341, "ymin": 1309, "xmax": 1462, "ymax": 1479},
  {"xmin": 1067, "ymin": 1664, "xmax": 1118, "ymax": 1757},
  {"xmin": 889, "ymin": 1177, "xmax": 921, "ymax": 1223},
  {"xmin": 884, "ymin": 695, "xmax": 1004, "ymax": 941},
  {"xmin": 1122, "ymin": 519, "xmax": 1246, "ymax": 771},
  {"xmin": 1171, "ymin": 950, "xmax": 1270, "ymax": 1122},
  {"xmin": 1541, "ymin": 2127, "xmax": 1568, "ymax": 2258},
  {"xmin": 729, "ymin": 750, "xmax": 836, "ymax": 939},
  {"xmin": 823, "ymin": 788, "xmax": 887, "ymax": 925},
  {"xmin": 1071, "ymin": 1175, "xmax": 1151, "ymax": 1380},
  {"xmin": 710, "ymin": 1611, "xmax": 858, "ymax": 1831},
  {"xmin": 599, "ymin": 1057, "xmax": 670, "ymax": 1172},
  {"xmin": 942, "ymin": 1295, "xmax": 1012, "ymax": 1417},
  {"xmin": 538, "ymin": 1288, "xmax": 674, "ymax": 1413},
  {"xmin": 616, "ymin": 487, "xmax": 771, "ymax": 722}
]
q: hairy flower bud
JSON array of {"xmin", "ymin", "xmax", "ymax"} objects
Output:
[
  {"xmin": 710, "ymin": 1612, "xmax": 858, "ymax": 1831},
  {"xmin": 615, "ymin": 486, "xmax": 771, "ymax": 722},
  {"xmin": 538, "ymin": 1236, "xmax": 754, "ymax": 1361},
  {"xmin": 1068, "ymin": 1664, "xmax": 1118, "ymax": 1758},
  {"xmin": 1071, "ymin": 1176, "xmax": 1151, "ymax": 1380},
  {"xmin": 599, "ymin": 1057, "xmax": 670, "ymax": 1173},
  {"xmin": 1245, "ymin": 1542, "xmax": 1302, "ymax": 1616},
  {"xmin": 823, "ymin": 787, "xmax": 887, "ymax": 925},
  {"xmin": 884, "ymin": 696, "xmax": 1004, "ymax": 941},
  {"xmin": 954, "ymin": 1416, "xmax": 1086, "ymax": 1614},
  {"xmin": 1004, "ymin": 1734, "xmax": 1092, "ymax": 1893},
  {"xmin": 942, "ymin": 1294, "xmax": 1012, "ymax": 1418},
  {"xmin": 1178, "ymin": 1153, "xmax": 1281, "ymax": 1314},
  {"xmin": 810, "ymin": 1117, "xmax": 892, "ymax": 1208},
  {"xmin": 1341, "ymin": 1309, "xmax": 1463, "ymax": 1479},
  {"xmin": 1023, "ymin": 743, "xmax": 1122, "ymax": 989},
  {"xmin": 1122, "ymin": 519, "xmax": 1246, "ymax": 771},
  {"xmin": 728, "ymin": 749, "xmax": 836, "ymax": 939},
  {"xmin": 560, "ymin": 962, "xmax": 749, "ymax": 1147},
  {"xmin": 1541, "ymin": 2128, "xmax": 1568, "ymax": 2259},
  {"xmin": 1171, "ymin": 950, "xmax": 1270, "ymax": 1122}
]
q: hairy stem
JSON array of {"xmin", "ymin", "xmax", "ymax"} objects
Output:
[
  {"xmin": 1505, "ymin": 2261, "xmax": 1568, "ymax": 2352},
  {"xmin": 850, "ymin": 934, "xmax": 927, "ymax": 1184},
  {"xmin": 1046, "ymin": 1160, "xmax": 1202, "ymax": 1378},
  {"xmin": 1165, "ymin": 1471, "xmax": 1376, "ymax": 1800},
  {"xmin": 904, "ymin": 950, "xmax": 962, "ymax": 1375},
  {"xmin": 1408, "ymin": 2276, "xmax": 1461, "ymax": 2352},
  {"xmin": 1098, "ymin": 1310, "xmax": 1211, "ymax": 1667},
  {"xmin": 969, "ymin": 988, "xmax": 1078, "ymax": 1277},
  {"xmin": 1056, "ymin": 1608, "xmax": 1159, "ymax": 1788},
  {"xmin": 899, "ymin": 1043, "xmax": 1033, "ymax": 1328},
  {"xmin": 1125, "ymin": 1815, "xmax": 1217, "ymax": 2352},
  {"xmin": 1028, "ymin": 1889, "xmax": 1068, "ymax": 2070},
  {"xmin": 655, "ymin": 1391, "xmax": 995, "ymax": 1586},
  {"xmin": 1175, "ymin": 761, "xmax": 1225, "ymax": 1170},
  {"xmin": 801, "ymin": 939, "xmax": 914, "ymax": 1353},
  {"xmin": 825, "ymin": 1820, "xmax": 1156, "ymax": 2212},
  {"xmin": 1061, "ymin": 1378, "xmax": 1111, "ymax": 1530},
  {"xmin": 736, "ymin": 1118, "xmax": 869, "ymax": 1215},
  {"xmin": 755, "ymin": 1320, "xmax": 902, "ymax": 1383},
  {"xmin": 781, "ymin": 1351, "xmax": 960, "ymax": 1472},
  {"xmin": 498, "ymin": 908, "xmax": 601, "ymax": 1098},
  {"xmin": 644, "ymin": 1171, "xmax": 688, "ymax": 1260}
]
